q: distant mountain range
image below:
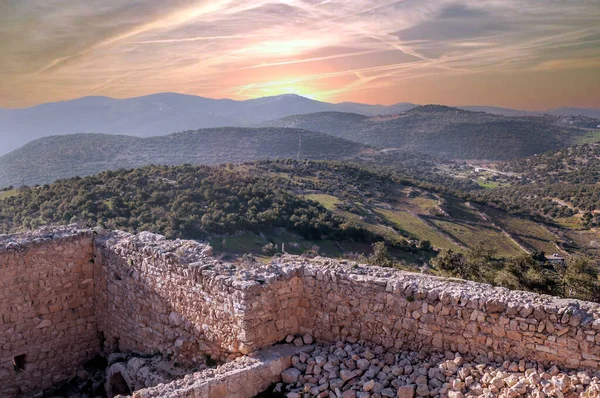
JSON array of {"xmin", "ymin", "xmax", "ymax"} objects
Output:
[
  {"xmin": 0, "ymin": 93, "xmax": 413, "ymax": 155},
  {"xmin": 2, "ymin": 103, "xmax": 598, "ymax": 187},
  {"xmin": 460, "ymin": 106, "xmax": 600, "ymax": 120},
  {"xmin": 0, "ymin": 128, "xmax": 368, "ymax": 187},
  {"xmin": 262, "ymin": 105, "xmax": 593, "ymax": 160},
  {"xmin": 1, "ymin": 92, "xmax": 598, "ymax": 155}
]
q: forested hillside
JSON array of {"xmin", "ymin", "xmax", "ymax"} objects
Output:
[
  {"xmin": 467, "ymin": 143, "xmax": 600, "ymax": 228},
  {"xmin": 263, "ymin": 106, "xmax": 593, "ymax": 160},
  {"xmin": 0, "ymin": 128, "xmax": 367, "ymax": 187},
  {"xmin": 499, "ymin": 143, "xmax": 600, "ymax": 184}
]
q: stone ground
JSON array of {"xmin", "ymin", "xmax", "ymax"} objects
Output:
[{"xmin": 268, "ymin": 338, "xmax": 600, "ymax": 398}]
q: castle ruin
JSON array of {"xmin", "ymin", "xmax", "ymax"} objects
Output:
[{"xmin": 2, "ymin": 227, "xmax": 600, "ymax": 397}]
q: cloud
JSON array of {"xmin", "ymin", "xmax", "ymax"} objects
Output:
[
  {"xmin": 533, "ymin": 57, "xmax": 600, "ymax": 71},
  {"xmin": 1, "ymin": 0, "xmax": 599, "ymax": 108},
  {"xmin": 395, "ymin": 3, "xmax": 508, "ymax": 43}
]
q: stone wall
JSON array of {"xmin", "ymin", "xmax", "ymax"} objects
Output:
[
  {"xmin": 93, "ymin": 231, "xmax": 244, "ymax": 364},
  {"xmin": 132, "ymin": 344, "xmax": 311, "ymax": 398},
  {"xmin": 294, "ymin": 261, "xmax": 600, "ymax": 370},
  {"xmin": 3, "ymin": 227, "xmax": 600, "ymax": 397},
  {"xmin": 93, "ymin": 232, "xmax": 308, "ymax": 363},
  {"xmin": 0, "ymin": 228, "xmax": 98, "ymax": 397}
]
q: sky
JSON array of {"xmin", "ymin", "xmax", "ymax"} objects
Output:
[{"xmin": 1, "ymin": 0, "xmax": 599, "ymax": 110}]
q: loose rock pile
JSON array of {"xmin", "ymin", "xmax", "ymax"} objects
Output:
[{"xmin": 276, "ymin": 340, "xmax": 600, "ymax": 398}]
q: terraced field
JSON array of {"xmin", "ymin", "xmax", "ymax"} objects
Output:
[
  {"xmin": 431, "ymin": 219, "xmax": 524, "ymax": 257},
  {"xmin": 304, "ymin": 183, "xmax": 539, "ymax": 258},
  {"xmin": 485, "ymin": 208, "xmax": 564, "ymax": 255},
  {"xmin": 376, "ymin": 209, "xmax": 463, "ymax": 252}
]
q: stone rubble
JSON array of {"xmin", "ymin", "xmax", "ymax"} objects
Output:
[
  {"xmin": 104, "ymin": 353, "xmax": 200, "ymax": 397},
  {"xmin": 276, "ymin": 340, "xmax": 600, "ymax": 398}
]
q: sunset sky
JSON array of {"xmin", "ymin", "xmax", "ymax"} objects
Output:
[{"xmin": 1, "ymin": 0, "xmax": 599, "ymax": 109}]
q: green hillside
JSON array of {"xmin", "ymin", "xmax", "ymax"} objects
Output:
[
  {"xmin": 0, "ymin": 160, "xmax": 569, "ymax": 259},
  {"xmin": 0, "ymin": 128, "xmax": 368, "ymax": 188},
  {"xmin": 468, "ymin": 143, "xmax": 600, "ymax": 229},
  {"xmin": 263, "ymin": 106, "xmax": 591, "ymax": 160}
]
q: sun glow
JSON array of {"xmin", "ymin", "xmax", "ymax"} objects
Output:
[{"xmin": 233, "ymin": 78, "xmax": 327, "ymax": 101}]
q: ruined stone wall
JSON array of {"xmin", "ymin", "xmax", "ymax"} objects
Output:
[
  {"xmin": 0, "ymin": 229, "xmax": 98, "ymax": 397},
  {"xmin": 234, "ymin": 267, "xmax": 305, "ymax": 353},
  {"xmin": 90, "ymin": 231, "xmax": 600, "ymax": 372},
  {"xmin": 132, "ymin": 344, "xmax": 309, "ymax": 398},
  {"xmin": 93, "ymin": 231, "xmax": 248, "ymax": 364},
  {"xmin": 4, "ymin": 227, "xmax": 600, "ymax": 398},
  {"xmin": 294, "ymin": 260, "xmax": 600, "ymax": 371}
]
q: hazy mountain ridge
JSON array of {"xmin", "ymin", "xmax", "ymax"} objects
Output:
[
  {"xmin": 262, "ymin": 105, "xmax": 591, "ymax": 160},
  {"xmin": 2, "ymin": 92, "xmax": 597, "ymax": 155},
  {"xmin": 0, "ymin": 93, "xmax": 414, "ymax": 155},
  {"xmin": 3, "ymin": 104, "xmax": 596, "ymax": 188},
  {"xmin": 0, "ymin": 128, "xmax": 368, "ymax": 188}
]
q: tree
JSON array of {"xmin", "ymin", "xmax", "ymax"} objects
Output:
[
  {"xmin": 562, "ymin": 258, "xmax": 600, "ymax": 301},
  {"xmin": 531, "ymin": 250, "xmax": 546, "ymax": 262},
  {"xmin": 369, "ymin": 241, "xmax": 393, "ymax": 267},
  {"xmin": 434, "ymin": 246, "xmax": 495, "ymax": 282},
  {"xmin": 261, "ymin": 243, "xmax": 277, "ymax": 256},
  {"xmin": 419, "ymin": 240, "xmax": 432, "ymax": 251}
]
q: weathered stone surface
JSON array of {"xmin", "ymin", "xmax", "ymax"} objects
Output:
[
  {"xmin": 0, "ymin": 227, "xmax": 96, "ymax": 398},
  {"xmin": 135, "ymin": 344, "xmax": 309, "ymax": 398},
  {"xmin": 281, "ymin": 368, "xmax": 301, "ymax": 384},
  {"xmin": 396, "ymin": 385, "xmax": 415, "ymax": 398}
]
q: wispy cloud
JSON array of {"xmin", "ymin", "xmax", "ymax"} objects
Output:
[
  {"xmin": 533, "ymin": 57, "xmax": 600, "ymax": 71},
  {"xmin": 1, "ymin": 0, "xmax": 599, "ymax": 109}
]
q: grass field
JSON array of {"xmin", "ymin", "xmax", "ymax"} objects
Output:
[
  {"xmin": 209, "ymin": 233, "xmax": 267, "ymax": 255},
  {"xmin": 485, "ymin": 208, "xmax": 563, "ymax": 255},
  {"xmin": 0, "ymin": 189, "xmax": 18, "ymax": 200},
  {"xmin": 554, "ymin": 216, "xmax": 586, "ymax": 230},
  {"xmin": 305, "ymin": 193, "xmax": 340, "ymax": 211},
  {"xmin": 576, "ymin": 130, "xmax": 600, "ymax": 144},
  {"xmin": 431, "ymin": 218, "xmax": 524, "ymax": 257},
  {"xmin": 376, "ymin": 209, "xmax": 462, "ymax": 252},
  {"xmin": 209, "ymin": 231, "xmax": 346, "ymax": 258},
  {"xmin": 477, "ymin": 178, "xmax": 500, "ymax": 189}
]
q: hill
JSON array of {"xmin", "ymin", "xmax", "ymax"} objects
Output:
[
  {"xmin": 549, "ymin": 107, "xmax": 600, "ymax": 120},
  {"xmin": 0, "ymin": 93, "xmax": 417, "ymax": 155},
  {"xmin": 458, "ymin": 106, "xmax": 534, "ymax": 117},
  {"xmin": 0, "ymin": 160, "xmax": 569, "ymax": 260},
  {"xmin": 470, "ymin": 143, "xmax": 600, "ymax": 230},
  {"xmin": 262, "ymin": 105, "xmax": 592, "ymax": 160},
  {"xmin": 499, "ymin": 143, "xmax": 600, "ymax": 184},
  {"xmin": 0, "ymin": 128, "xmax": 368, "ymax": 188}
]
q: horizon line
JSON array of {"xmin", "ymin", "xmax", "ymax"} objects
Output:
[{"xmin": 1, "ymin": 91, "xmax": 598, "ymax": 113}]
